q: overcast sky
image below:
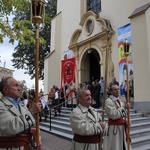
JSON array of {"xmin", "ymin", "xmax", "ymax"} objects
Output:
[{"xmin": 0, "ymin": 38, "xmax": 43, "ymax": 90}]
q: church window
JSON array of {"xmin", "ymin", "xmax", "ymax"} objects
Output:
[{"xmin": 87, "ymin": 0, "xmax": 101, "ymax": 13}]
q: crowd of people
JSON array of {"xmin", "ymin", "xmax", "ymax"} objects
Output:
[
  {"xmin": 46, "ymin": 76, "xmax": 124, "ymax": 111},
  {"xmin": 46, "ymin": 77, "xmax": 105, "ymax": 112},
  {"xmin": 47, "ymin": 82, "xmax": 77, "ymax": 112},
  {"xmin": 19, "ymin": 89, "xmax": 49, "ymax": 122},
  {"xmin": 0, "ymin": 76, "xmax": 132, "ymax": 150}
]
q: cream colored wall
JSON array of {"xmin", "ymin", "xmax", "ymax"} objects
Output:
[
  {"xmin": 44, "ymin": 13, "xmax": 62, "ymax": 95},
  {"xmin": 44, "ymin": 57, "xmax": 49, "ymax": 97},
  {"xmin": 130, "ymin": 13, "xmax": 150, "ymax": 102},
  {"xmin": 100, "ymin": 0, "xmax": 150, "ymax": 82},
  {"xmin": 57, "ymin": 0, "xmax": 81, "ymax": 58},
  {"xmin": 146, "ymin": 8, "xmax": 150, "ymax": 73},
  {"xmin": 45, "ymin": 0, "xmax": 81, "ymax": 91}
]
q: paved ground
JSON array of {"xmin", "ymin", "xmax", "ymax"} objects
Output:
[{"xmin": 41, "ymin": 130, "xmax": 72, "ymax": 150}]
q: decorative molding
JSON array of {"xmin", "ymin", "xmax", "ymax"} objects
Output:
[{"xmin": 69, "ymin": 11, "xmax": 115, "ymax": 82}]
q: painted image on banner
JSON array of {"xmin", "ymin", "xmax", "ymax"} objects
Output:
[
  {"xmin": 61, "ymin": 58, "xmax": 76, "ymax": 86},
  {"xmin": 118, "ymin": 24, "xmax": 134, "ymax": 98}
]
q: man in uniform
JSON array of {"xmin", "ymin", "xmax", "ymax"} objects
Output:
[
  {"xmin": 103, "ymin": 84, "xmax": 132, "ymax": 150},
  {"xmin": 0, "ymin": 77, "xmax": 42, "ymax": 149},
  {"xmin": 70, "ymin": 88, "xmax": 106, "ymax": 150}
]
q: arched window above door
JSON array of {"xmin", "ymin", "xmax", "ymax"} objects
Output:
[{"xmin": 86, "ymin": 19, "xmax": 94, "ymax": 35}]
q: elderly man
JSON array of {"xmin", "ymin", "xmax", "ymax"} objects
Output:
[
  {"xmin": 0, "ymin": 77, "xmax": 42, "ymax": 150},
  {"xmin": 70, "ymin": 88, "xmax": 106, "ymax": 150},
  {"xmin": 103, "ymin": 84, "xmax": 132, "ymax": 150}
]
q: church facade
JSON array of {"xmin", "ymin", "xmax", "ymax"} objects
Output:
[{"xmin": 44, "ymin": 0, "xmax": 150, "ymax": 110}]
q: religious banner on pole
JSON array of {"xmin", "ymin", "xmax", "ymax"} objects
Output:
[
  {"xmin": 118, "ymin": 24, "xmax": 134, "ymax": 97},
  {"xmin": 61, "ymin": 57, "xmax": 76, "ymax": 87}
]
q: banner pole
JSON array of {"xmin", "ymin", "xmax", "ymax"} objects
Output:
[{"xmin": 99, "ymin": 29, "xmax": 111, "ymax": 150}]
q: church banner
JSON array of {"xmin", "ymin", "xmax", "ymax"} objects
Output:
[
  {"xmin": 61, "ymin": 58, "xmax": 76, "ymax": 87},
  {"xmin": 118, "ymin": 24, "xmax": 134, "ymax": 97}
]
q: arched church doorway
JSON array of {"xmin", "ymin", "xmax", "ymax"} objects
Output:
[
  {"xmin": 81, "ymin": 49, "xmax": 100, "ymax": 83},
  {"xmin": 89, "ymin": 49, "xmax": 100, "ymax": 82}
]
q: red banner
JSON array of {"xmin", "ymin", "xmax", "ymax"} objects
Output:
[{"xmin": 61, "ymin": 58, "xmax": 76, "ymax": 87}]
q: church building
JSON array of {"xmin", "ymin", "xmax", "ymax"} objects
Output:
[{"xmin": 44, "ymin": 0, "xmax": 150, "ymax": 111}]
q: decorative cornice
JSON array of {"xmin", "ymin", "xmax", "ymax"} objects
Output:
[{"xmin": 0, "ymin": 67, "xmax": 14, "ymax": 74}]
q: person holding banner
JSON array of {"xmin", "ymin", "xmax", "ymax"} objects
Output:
[
  {"xmin": 66, "ymin": 82, "xmax": 77, "ymax": 108},
  {"xmin": 70, "ymin": 88, "xmax": 106, "ymax": 150},
  {"xmin": 103, "ymin": 84, "xmax": 132, "ymax": 150},
  {"xmin": 0, "ymin": 77, "xmax": 42, "ymax": 150}
]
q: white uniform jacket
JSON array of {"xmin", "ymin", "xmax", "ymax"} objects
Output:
[
  {"xmin": 103, "ymin": 95, "xmax": 132, "ymax": 150},
  {"xmin": 70, "ymin": 104, "xmax": 103, "ymax": 150},
  {"xmin": 0, "ymin": 96, "xmax": 36, "ymax": 150}
]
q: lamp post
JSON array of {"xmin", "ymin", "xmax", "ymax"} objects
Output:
[
  {"xmin": 123, "ymin": 39, "xmax": 131, "ymax": 150},
  {"xmin": 30, "ymin": 0, "xmax": 45, "ymax": 146}
]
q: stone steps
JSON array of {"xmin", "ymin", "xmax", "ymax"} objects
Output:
[{"xmin": 40, "ymin": 107, "xmax": 150, "ymax": 149}]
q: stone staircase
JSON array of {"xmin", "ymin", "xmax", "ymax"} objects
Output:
[{"xmin": 40, "ymin": 107, "xmax": 150, "ymax": 150}]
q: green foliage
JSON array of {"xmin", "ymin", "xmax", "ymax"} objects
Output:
[
  {"xmin": 0, "ymin": 0, "xmax": 29, "ymax": 44},
  {"xmin": 18, "ymin": 80, "xmax": 28, "ymax": 92},
  {"xmin": 11, "ymin": 0, "xmax": 57, "ymax": 80},
  {"xmin": 0, "ymin": 0, "xmax": 57, "ymax": 80}
]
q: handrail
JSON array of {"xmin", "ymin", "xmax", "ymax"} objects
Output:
[
  {"xmin": 46, "ymin": 96, "xmax": 77, "ymax": 131},
  {"xmin": 52, "ymin": 96, "xmax": 76, "ymax": 110}
]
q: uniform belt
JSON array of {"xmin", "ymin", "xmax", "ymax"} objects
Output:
[
  {"xmin": 108, "ymin": 118, "xmax": 126, "ymax": 126},
  {"xmin": 73, "ymin": 134, "xmax": 100, "ymax": 143},
  {"xmin": 0, "ymin": 129, "xmax": 36, "ymax": 150},
  {"xmin": 108, "ymin": 119, "xmax": 131, "ymax": 142}
]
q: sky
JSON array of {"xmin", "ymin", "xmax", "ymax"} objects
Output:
[{"xmin": 0, "ymin": 38, "xmax": 43, "ymax": 91}]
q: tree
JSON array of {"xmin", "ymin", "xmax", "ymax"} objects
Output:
[
  {"xmin": 0, "ymin": 0, "xmax": 31, "ymax": 44},
  {"xmin": 18, "ymin": 79, "xmax": 28, "ymax": 93},
  {"xmin": 11, "ymin": 0, "xmax": 57, "ymax": 80},
  {"xmin": 0, "ymin": 0, "xmax": 57, "ymax": 80}
]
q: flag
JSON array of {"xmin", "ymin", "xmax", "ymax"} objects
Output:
[{"xmin": 61, "ymin": 58, "xmax": 76, "ymax": 89}]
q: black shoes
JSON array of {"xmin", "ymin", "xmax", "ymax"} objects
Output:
[
  {"xmin": 58, "ymin": 110, "xmax": 61, "ymax": 114},
  {"xmin": 44, "ymin": 116, "xmax": 48, "ymax": 121}
]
